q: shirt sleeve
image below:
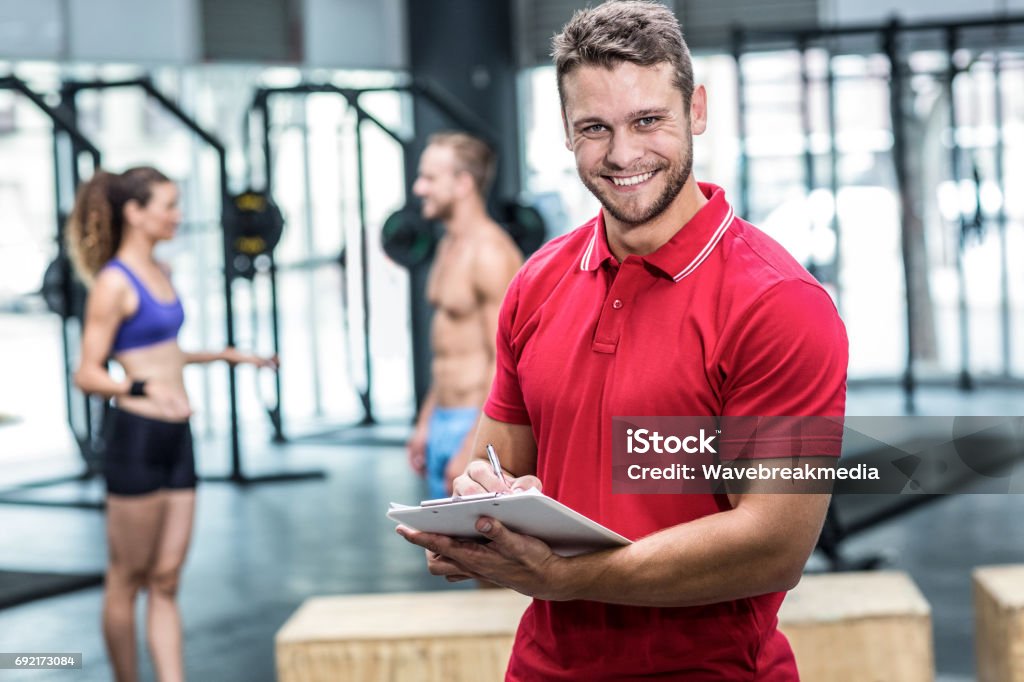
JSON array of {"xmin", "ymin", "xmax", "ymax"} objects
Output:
[
  {"xmin": 716, "ymin": 279, "xmax": 849, "ymax": 458},
  {"xmin": 483, "ymin": 272, "xmax": 532, "ymax": 425}
]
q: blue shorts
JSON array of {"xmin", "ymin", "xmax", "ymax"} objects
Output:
[{"xmin": 425, "ymin": 407, "xmax": 479, "ymax": 499}]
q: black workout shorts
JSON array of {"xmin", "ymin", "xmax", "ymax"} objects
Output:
[{"xmin": 103, "ymin": 408, "xmax": 197, "ymax": 496}]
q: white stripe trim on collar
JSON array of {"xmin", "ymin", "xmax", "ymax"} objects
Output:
[
  {"xmin": 580, "ymin": 222, "xmax": 599, "ymax": 271},
  {"xmin": 672, "ymin": 208, "xmax": 735, "ymax": 282}
]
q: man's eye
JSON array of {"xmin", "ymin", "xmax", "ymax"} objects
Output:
[
  {"xmin": 638, "ymin": 117, "xmax": 658, "ymax": 127},
  {"xmin": 584, "ymin": 124, "xmax": 607, "ymax": 134}
]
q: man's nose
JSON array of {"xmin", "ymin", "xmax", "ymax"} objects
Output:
[
  {"xmin": 412, "ymin": 178, "xmax": 427, "ymax": 197},
  {"xmin": 604, "ymin": 130, "xmax": 644, "ymax": 171}
]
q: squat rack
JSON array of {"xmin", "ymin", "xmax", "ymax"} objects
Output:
[
  {"xmin": 0, "ymin": 75, "xmax": 103, "ymax": 509},
  {"xmin": 245, "ymin": 78, "xmax": 499, "ymax": 439},
  {"xmin": 735, "ymin": 14, "xmax": 1024, "ymax": 570},
  {"xmin": 734, "ymin": 13, "xmax": 1024, "ymax": 414},
  {"xmin": 57, "ymin": 76, "xmax": 321, "ymax": 485}
]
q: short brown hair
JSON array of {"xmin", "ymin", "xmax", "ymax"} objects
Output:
[
  {"xmin": 551, "ymin": 0, "xmax": 694, "ymax": 108},
  {"xmin": 428, "ymin": 131, "xmax": 497, "ymax": 196}
]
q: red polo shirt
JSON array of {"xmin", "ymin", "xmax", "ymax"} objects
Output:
[{"xmin": 484, "ymin": 183, "xmax": 848, "ymax": 680}]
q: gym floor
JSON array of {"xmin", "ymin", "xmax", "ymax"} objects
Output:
[{"xmin": 0, "ymin": 386, "xmax": 1022, "ymax": 680}]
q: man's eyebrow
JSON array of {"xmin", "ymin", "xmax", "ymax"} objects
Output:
[
  {"xmin": 572, "ymin": 116, "xmax": 608, "ymax": 130},
  {"xmin": 571, "ymin": 108, "xmax": 672, "ymax": 130},
  {"xmin": 626, "ymin": 108, "xmax": 670, "ymax": 120}
]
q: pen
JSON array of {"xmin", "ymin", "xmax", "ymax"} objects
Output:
[{"xmin": 485, "ymin": 443, "xmax": 506, "ymax": 485}]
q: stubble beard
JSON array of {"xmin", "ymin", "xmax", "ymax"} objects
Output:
[
  {"xmin": 581, "ymin": 138, "xmax": 693, "ymax": 227},
  {"xmin": 422, "ymin": 198, "xmax": 454, "ymax": 223}
]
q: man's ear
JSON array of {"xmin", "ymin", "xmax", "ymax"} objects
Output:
[
  {"xmin": 690, "ymin": 84, "xmax": 708, "ymax": 136},
  {"xmin": 454, "ymin": 169, "xmax": 476, "ymax": 198}
]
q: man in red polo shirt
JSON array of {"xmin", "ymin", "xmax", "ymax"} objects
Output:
[{"xmin": 396, "ymin": 1, "xmax": 848, "ymax": 679}]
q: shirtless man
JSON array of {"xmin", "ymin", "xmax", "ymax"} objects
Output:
[{"xmin": 407, "ymin": 132, "xmax": 523, "ymax": 499}]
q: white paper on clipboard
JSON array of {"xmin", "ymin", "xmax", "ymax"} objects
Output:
[{"xmin": 387, "ymin": 488, "xmax": 631, "ymax": 557}]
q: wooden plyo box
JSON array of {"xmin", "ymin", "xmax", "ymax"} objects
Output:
[
  {"xmin": 974, "ymin": 565, "xmax": 1024, "ymax": 682},
  {"xmin": 277, "ymin": 571, "xmax": 934, "ymax": 682},
  {"xmin": 275, "ymin": 590, "xmax": 531, "ymax": 682},
  {"xmin": 779, "ymin": 571, "xmax": 934, "ymax": 682}
]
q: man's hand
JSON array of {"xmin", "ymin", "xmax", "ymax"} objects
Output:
[
  {"xmin": 401, "ymin": 460, "xmax": 548, "ymax": 589},
  {"xmin": 396, "ymin": 517, "xmax": 572, "ymax": 600},
  {"xmin": 407, "ymin": 427, "xmax": 428, "ymax": 476},
  {"xmin": 452, "ymin": 459, "xmax": 542, "ymax": 496}
]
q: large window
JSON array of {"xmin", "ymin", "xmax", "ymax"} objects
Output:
[
  {"xmin": 518, "ymin": 47, "xmax": 1024, "ymax": 380},
  {"xmin": 0, "ymin": 61, "xmax": 414, "ymax": 463}
]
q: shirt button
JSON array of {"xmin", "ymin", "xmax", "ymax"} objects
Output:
[{"xmin": 612, "ymin": 299, "xmax": 623, "ymax": 310}]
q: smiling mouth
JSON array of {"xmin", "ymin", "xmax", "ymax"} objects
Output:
[{"xmin": 606, "ymin": 171, "xmax": 656, "ymax": 187}]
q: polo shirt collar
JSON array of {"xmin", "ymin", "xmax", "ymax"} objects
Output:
[{"xmin": 578, "ymin": 182, "xmax": 735, "ymax": 282}]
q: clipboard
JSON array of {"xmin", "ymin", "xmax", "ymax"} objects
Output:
[{"xmin": 387, "ymin": 487, "xmax": 631, "ymax": 557}]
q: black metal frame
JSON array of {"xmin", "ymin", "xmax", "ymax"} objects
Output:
[
  {"xmin": 0, "ymin": 75, "xmax": 105, "ymax": 509},
  {"xmin": 733, "ymin": 13, "xmax": 1024, "ymax": 414},
  {"xmin": 734, "ymin": 14, "xmax": 1024, "ymax": 569},
  {"xmin": 247, "ymin": 79, "xmax": 497, "ymax": 441},
  {"xmin": 58, "ymin": 76, "xmax": 322, "ymax": 486}
]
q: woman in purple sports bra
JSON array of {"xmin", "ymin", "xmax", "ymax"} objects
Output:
[{"xmin": 66, "ymin": 166, "xmax": 274, "ymax": 682}]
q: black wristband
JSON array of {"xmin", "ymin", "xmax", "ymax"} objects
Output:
[{"xmin": 129, "ymin": 380, "xmax": 147, "ymax": 397}]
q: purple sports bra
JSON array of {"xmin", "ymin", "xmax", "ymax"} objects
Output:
[{"xmin": 104, "ymin": 259, "xmax": 185, "ymax": 353}]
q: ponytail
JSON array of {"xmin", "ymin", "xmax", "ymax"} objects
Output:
[
  {"xmin": 66, "ymin": 170, "xmax": 118, "ymax": 286},
  {"xmin": 65, "ymin": 166, "xmax": 171, "ymax": 286}
]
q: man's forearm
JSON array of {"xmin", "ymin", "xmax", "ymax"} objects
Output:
[{"xmin": 554, "ymin": 499, "xmax": 822, "ymax": 607}]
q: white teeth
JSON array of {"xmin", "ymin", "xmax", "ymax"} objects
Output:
[{"xmin": 610, "ymin": 171, "xmax": 654, "ymax": 186}]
